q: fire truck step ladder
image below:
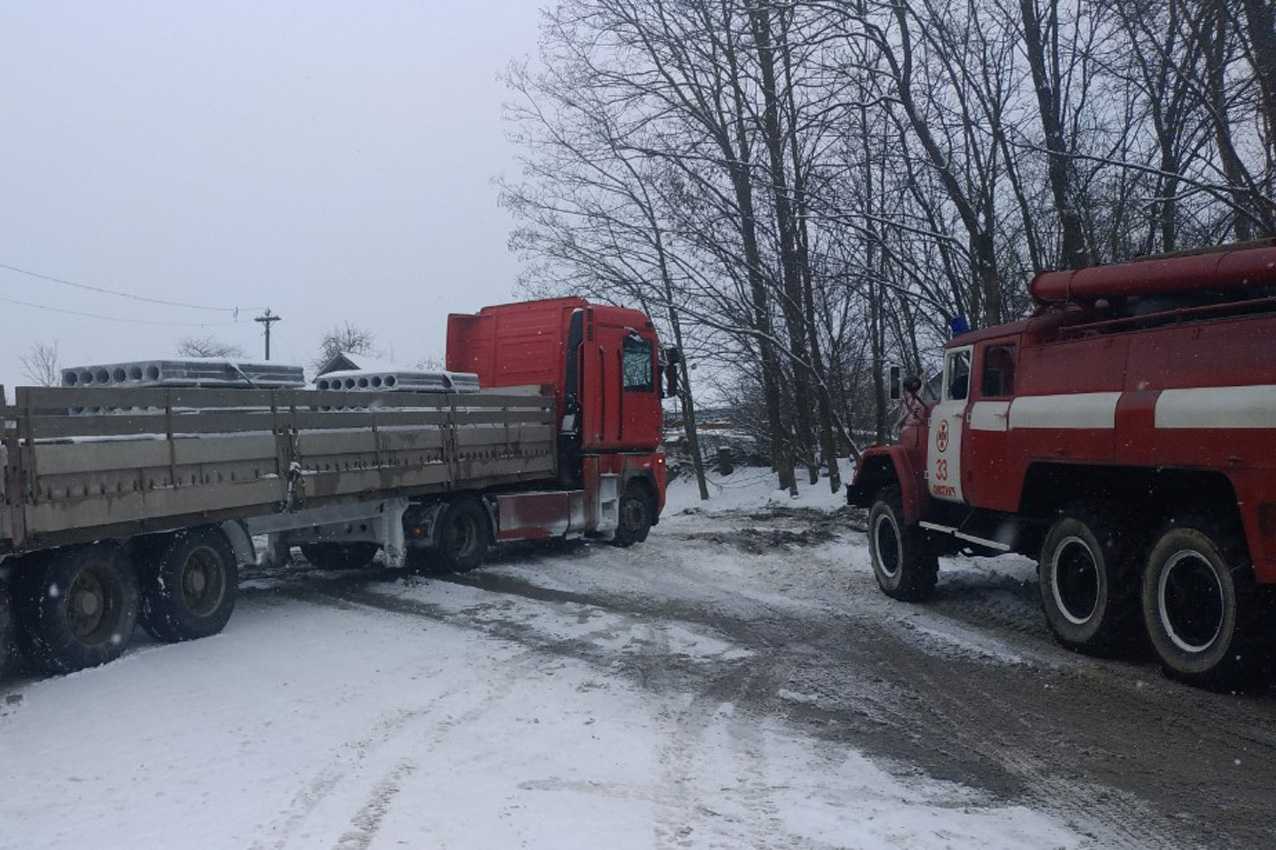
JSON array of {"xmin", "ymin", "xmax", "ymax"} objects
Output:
[{"xmin": 918, "ymin": 521, "xmax": 1012, "ymax": 553}]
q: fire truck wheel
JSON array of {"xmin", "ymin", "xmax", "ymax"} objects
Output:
[
  {"xmin": 867, "ymin": 485, "xmax": 937, "ymax": 601},
  {"xmin": 16, "ymin": 544, "xmax": 139, "ymax": 673},
  {"xmin": 1038, "ymin": 507, "xmax": 1138, "ymax": 656},
  {"xmin": 300, "ymin": 543, "xmax": 380, "ymax": 571},
  {"xmin": 139, "ymin": 528, "xmax": 238, "ymax": 643},
  {"xmin": 613, "ymin": 482, "xmax": 653, "ymax": 548},
  {"xmin": 436, "ymin": 498, "xmax": 491, "ymax": 573},
  {"xmin": 1141, "ymin": 521, "xmax": 1267, "ymax": 690}
]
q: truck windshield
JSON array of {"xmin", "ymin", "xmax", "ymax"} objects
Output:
[{"xmin": 623, "ymin": 335, "xmax": 653, "ymax": 391}]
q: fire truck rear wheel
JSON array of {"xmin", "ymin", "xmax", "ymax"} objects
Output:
[
  {"xmin": 139, "ymin": 527, "xmax": 238, "ymax": 643},
  {"xmin": 613, "ymin": 482, "xmax": 653, "ymax": 548},
  {"xmin": 867, "ymin": 485, "xmax": 937, "ymax": 601},
  {"xmin": 300, "ymin": 543, "xmax": 380, "ymax": 571},
  {"xmin": 1141, "ymin": 521, "xmax": 1266, "ymax": 690},
  {"xmin": 1038, "ymin": 507, "xmax": 1138, "ymax": 656},
  {"xmin": 436, "ymin": 498, "xmax": 490, "ymax": 573},
  {"xmin": 16, "ymin": 544, "xmax": 139, "ymax": 673}
]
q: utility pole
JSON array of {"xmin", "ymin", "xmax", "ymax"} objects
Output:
[{"xmin": 254, "ymin": 308, "xmax": 282, "ymax": 360}]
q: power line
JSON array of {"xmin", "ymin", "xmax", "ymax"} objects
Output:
[
  {"xmin": 0, "ymin": 292, "xmax": 244, "ymax": 327},
  {"xmin": 0, "ymin": 261, "xmax": 256, "ymax": 314}
]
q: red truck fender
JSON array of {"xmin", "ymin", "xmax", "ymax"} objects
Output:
[{"xmin": 845, "ymin": 446, "xmax": 928, "ymax": 524}]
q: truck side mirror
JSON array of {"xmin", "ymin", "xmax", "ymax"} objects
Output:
[
  {"xmin": 889, "ymin": 365, "xmax": 902, "ymax": 401},
  {"xmin": 662, "ymin": 347, "xmax": 682, "ymax": 399}
]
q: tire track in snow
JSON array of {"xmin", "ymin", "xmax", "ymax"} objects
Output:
[
  {"xmin": 254, "ymin": 631, "xmax": 556, "ymax": 850},
  {"xmin": 265, "ymin": 525, "xmax": 1268, "ymax": 850},
  {"xmin": 330, "ymin": 759, "xmax": 417, "ymax": 850},
  {"xmin": 252, "ymin": 699, "xmax": 449, "ymax": 850}
]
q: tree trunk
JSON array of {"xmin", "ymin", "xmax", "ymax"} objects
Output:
[
  {"xmin": 1019, "ymin": 0, "xmax": 1091, "ymax": 268},
  {"xmin": 778, "ymin": 10, "xmax": 840, "ymax": 490},
  {"xmin": 1242, "ymin": 0, "xmax": 1276, "ymax": 165},
  {"xmin": 870, "ymin": 284, "xmax": 887, "ymax": 443},
  {"xmin": 656, "ymin": 258, "xmax": 709, "ymax": 502},
  {"xmin": 883, "ymin": 3, "xmax": 1003, "ymax": 327},
  {"xmin": 749, "ymin": 2, "xmax": 818, "ymax": 487},
  {"xmin": 1205, "ymin": 0, "xmax": 1255, "ymax": 240},
  {"xmin": 721, "ymin": 19, "xmax": 795, "ymax": 493}
]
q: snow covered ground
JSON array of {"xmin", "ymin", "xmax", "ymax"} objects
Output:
[{"xmin": 0, "ymin": 467, "xmax": 1263, "ymax": 849}]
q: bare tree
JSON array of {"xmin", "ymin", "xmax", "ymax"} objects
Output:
[
  {"xmin": 1015, "ymin": 0, "xmax": 1096, "ymax": 267},
  {"xmin": 500, "ymin": 0, "xmax": 1276, "ymax": 489},
  {"xmin": 176, "ymin": 335, "xmax": 246, "ymax": 358},
  {"xmin": 1240, "ymin": 0, "xmax": 1276, "ymax": 166},
  {"xmin": 316, "ymin": 323, "xmax": 377, "ymax": 369},
  {"xmin": 20, "ymin": 341, "xmax": 60, "ymax": 387}
]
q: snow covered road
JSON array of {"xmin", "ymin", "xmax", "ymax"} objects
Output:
[{"xmin": 2, "ymin": 472, "xmax": 1273, "ymax": 849}]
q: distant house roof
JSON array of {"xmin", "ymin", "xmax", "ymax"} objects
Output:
[{"xmin": 315, "ymin": 350, "xmax": 411, "ymax": 376}]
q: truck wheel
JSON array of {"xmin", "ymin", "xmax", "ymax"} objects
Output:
[
  {"xmin": 1038, "ymin": 506, "xmax": 1138, "ymax": 656},
  {"xmin": 867, "ymin": 485, "xmax": 937, "ymax": 601},
  {"xmin": 16, "ymin": 544, "xmax": 139, "ymax": 673},
  {"xmin": 436, "ymin": 498, "xmax": 490, "ymax": 573},
  {"xmin": 139, "ymin": 527, "xmax": 238, "ymax": 643},
  {"xmin": 300, "ymin": 543, "xmax": 380, "ymax": 571},
  {"xmin": 613, "ymin": 482, "xmax": 653, "ymax": 548},
  {"xmin": 1141, "ymin": 520, "xmax": 1266, "ymax": 689}
]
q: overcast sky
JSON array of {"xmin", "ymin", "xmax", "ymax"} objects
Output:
[{"xmin": 0, "ymin": 1, "xmax": 540, "ymax": 387}]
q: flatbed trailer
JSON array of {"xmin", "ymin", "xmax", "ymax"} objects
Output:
[{"xmin": 0, "ymin": 384, "xmax": 559, "ymax": 550}]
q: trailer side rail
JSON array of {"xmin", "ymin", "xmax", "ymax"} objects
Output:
[{"xmin": 0, "ymin": 385, "xmax": 556, "ymax": 550}]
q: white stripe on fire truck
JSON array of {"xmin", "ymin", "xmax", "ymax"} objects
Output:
[
  {"xmin": 1156, "ymin": 385, "xmax": 1276, "ymax": 429},
  {"xmin": 969, "ymin": 401, "xmax": 1011, "ymax": 432},
  {"xmin": 1008, "ymin": 392, "xmax": 1121, "ymax": 430}
]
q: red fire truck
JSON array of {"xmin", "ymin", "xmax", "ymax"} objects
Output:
[
  {"xmin": 0, "ymin": 296, "xmax": 670, "ymax": 675},
  {"xmin": 848, "ymin": 242, "xmax": 1276, "ymax": 687}
]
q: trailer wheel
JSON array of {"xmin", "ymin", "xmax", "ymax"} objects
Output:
[
  {"xmin": 300, "ymin": 543, "xmax": 380, "ymax": 571},
  {"xmin": 436, "ymin": 498, "xmax": 490, "ymax": 573},
  {"xmin": 613, "ymin": 482, "xmax": 653, "ymax": 548},
  {"xmin": 1141, "ymin": 519, "xmax": 1267, "ymax": 690},
  {"xmin": 867, "ymin": 485, "xmax": 937, "ymax": 601},
  {"xmin": 1038, "ymin": 506, "xmax": 1138, "ymax": 656},
  {"xmin": 16, "ymin": 544, "xmax": 138, "ymax": 673},
  {"xmin": 139, "ymin": 527, "xmax": 238, "ymax": 643}
]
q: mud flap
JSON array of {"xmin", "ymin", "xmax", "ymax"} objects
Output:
[
  {"xmin": 596, "ymin": 474, "xmax": 620, "ymax": 539},
  {"xmin": 220, "ymin": 520, "xmax": 256, "ymax": 567}
]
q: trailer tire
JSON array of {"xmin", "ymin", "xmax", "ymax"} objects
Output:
[
  {"xmin": 300, "ymin": 543, "xmax": 380, "ymax": 571},
  {"xmin": 16, "ymin": 544, "xmax": 139, "ymax": 673},
  {"xmin": 613, "ymin": 482, "xmax": 653, "ymax": 548},
  {"xmin": 868, "ymin": 485, "xmax": 937, "ymax": 601},
  {"xmin": 1141, "ymin": 519, "xmax": 1267, "ymax": 690},
  {"xmin": 139, "ymin": 527, "xmax": 238, "ymax": 643},
  {"xmin": 1038, "ymin": 505, "xmax": 1139, "ymax": 656},
  {"xmin": 436, "ymin": 498, "xmax": 490, "ymax": 573}
]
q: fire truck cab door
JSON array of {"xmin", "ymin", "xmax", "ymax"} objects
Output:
[
  {"xmin": 964, "ymin": 339, "xmax": 1018, "ymax": 511},
  {"xmin": 927, "ymin": 346, "xmax": 971, "ymax": 503}
]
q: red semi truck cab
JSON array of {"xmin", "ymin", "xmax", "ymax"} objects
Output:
[
  {"xmin": 447, "ymin": 296, "xmax": 669, "ymax": 540},
  {"xmin": 847, "ymin": 241, "xmax": 1276, "ymax": 689}
]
